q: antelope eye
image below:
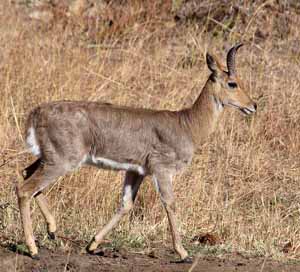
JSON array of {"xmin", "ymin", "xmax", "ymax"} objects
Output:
[{"xmin": 228, "ymin": 82, "xmax": 238, "ymax": 89}]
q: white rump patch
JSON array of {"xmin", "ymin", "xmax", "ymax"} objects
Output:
[
  {"xmin": 26, "ymin": 127, "xmax": 40, "ymax": 156},
  {"xmin": 89, "ymin": 156, "xmax": 145, "ymax": 175}
]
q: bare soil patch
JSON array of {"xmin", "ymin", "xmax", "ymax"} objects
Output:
[{"xmin": 0, "ymin": 246, "xmax": 299, "ymax": 272}]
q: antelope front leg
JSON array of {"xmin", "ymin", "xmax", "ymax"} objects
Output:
[
  {"xmin": 87, "ymin": 171, "xmax": 144, "ymax": 253},
  {"xmin": 153, "ymin": 173, "xmax": 190, "ymax": 262}
]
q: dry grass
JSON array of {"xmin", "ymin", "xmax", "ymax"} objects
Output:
[{"xmin": 1, "ymin": 0, "xmax": 300, "ymax": 260}]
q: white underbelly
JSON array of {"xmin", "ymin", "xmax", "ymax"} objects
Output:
[{"xmin": 87, "ymin": 155, "xmax": 145, "ymax": 175}]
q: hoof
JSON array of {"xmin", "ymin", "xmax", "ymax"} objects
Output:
[
  {"xmin": 86, "ymin": 245, "xmax": 105, "ymax": 256},
  {"xmin": 172, "ymin": 257, "xmax": 193, "ymax": 264},
  {"xmin": 86, "ymin": 245, "xmax": 95, "ymax": 255},
  {"xmin": 48, "ymin": 232, "xmax": 56, "ymax": 240},
  {"xmin": 86, "ymin": 239, "xmax": 100, "ymax": 255},
  {"xmin": 31, "ymin": 254, "xmax": 40, "ymax": 260},
  {"xmin": 86, "ymin": 248, "xmax": 94, "ymax": 255}
]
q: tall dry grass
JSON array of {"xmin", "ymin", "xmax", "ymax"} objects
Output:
[{"xmin": 1, "ymin": 0, "xmax": 300, "ymax": 260}]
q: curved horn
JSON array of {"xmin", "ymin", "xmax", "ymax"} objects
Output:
[{"xmin": 227, "ymin": 43, "xmax": 243, "ymax": 76}]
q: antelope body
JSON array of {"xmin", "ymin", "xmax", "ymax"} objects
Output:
[{"xmin": 17, "ymin": 44, "xmax": 256, "ymax": 262}]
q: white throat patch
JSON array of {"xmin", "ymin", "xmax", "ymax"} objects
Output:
[{"xmin": 212, "ymin": 96, "xmax": 224, "ymax": 112}]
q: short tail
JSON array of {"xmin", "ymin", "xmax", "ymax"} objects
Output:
[{"xmin": 25, "ymin": 108, "xmax": 41, "ymax": 157}]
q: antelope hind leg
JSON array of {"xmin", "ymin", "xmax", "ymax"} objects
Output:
[
  {"xmin": 17, "ymin": 162, "xmax": 64, "ymax": 258},
  {"xmin": 35, "ymin": 193, "xmax": 56, "ymax": 239},
  {"xmin": 23, "ymin": 159, "xmax": 57, "ymax": 240}
]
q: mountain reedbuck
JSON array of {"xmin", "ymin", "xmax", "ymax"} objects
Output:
[{"xmin": 17, "ymin": 43, "xmax": 256, "ymax": 262}]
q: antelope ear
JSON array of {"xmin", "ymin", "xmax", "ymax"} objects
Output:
[{"xmin": 206, "ymin": 53, "xmax": 218, "ymax": 74}]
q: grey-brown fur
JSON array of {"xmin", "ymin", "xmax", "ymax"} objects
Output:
[
  {"xmin": 17, "ymin": 44, "xmax": 257, "ymax": 262},
  {"xmin": 26, "ymin": 101, "xmax": 194, "ymax": 176}
]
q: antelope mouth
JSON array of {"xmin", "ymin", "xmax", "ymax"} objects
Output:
[
  {"xmin": 239, "ymin": 107, "xmax": 256, "ymax": 115},
  {"xmin": 227, "ymin": 102, "xmax": 256, "ymax": 115}
]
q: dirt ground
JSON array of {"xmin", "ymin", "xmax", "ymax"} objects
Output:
[{"xmin": 1, "ymin": 246, "xmax": 300, "ymax": 272}]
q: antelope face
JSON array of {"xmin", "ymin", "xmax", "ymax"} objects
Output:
[{"xmin": 207, "ymin": 44, "xmax": 257, "ymax": 115}]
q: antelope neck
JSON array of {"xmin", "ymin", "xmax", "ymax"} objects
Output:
[{"xmin": 180, "ymin": 78, "xmax": 224, "ymax": 145}]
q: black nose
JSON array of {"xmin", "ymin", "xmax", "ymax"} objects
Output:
[{"xmin": 254, "ymin": 103, "xmax": 257, "ymax": 111}]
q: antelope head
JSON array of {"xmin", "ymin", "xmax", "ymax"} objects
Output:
[{"xmin": 206, "ymin": 43, "xmax": 257, "ymax": 115}]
